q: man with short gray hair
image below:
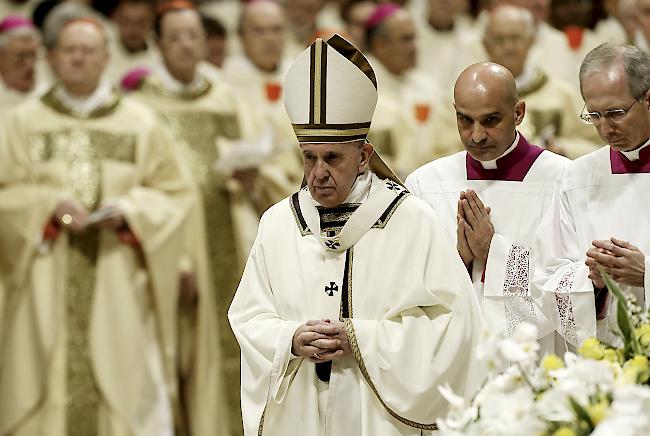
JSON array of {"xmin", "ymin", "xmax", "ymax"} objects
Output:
[
  {"xmin": 0, "ymin": 15, "xmax": 42, "ymax": 113},
  {"xmin": 534, "ymin": 43, "xmax": 650, "ymax": 347}
]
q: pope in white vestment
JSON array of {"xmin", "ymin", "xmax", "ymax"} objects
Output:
[
  {"xmin": 229, "ymin": 34, "xmax": 483, "ymax": 436},
  {"xmin": 534, "ymin": 43, "xmax": 650, "ymax": 346},
  {"xmin": 407, "ymin": 63, "xmax": 569, "ymax": 355}
]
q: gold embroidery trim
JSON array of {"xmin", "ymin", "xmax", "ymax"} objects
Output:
[
  {"xmin": 313, "ymin": 40, "xmax": 323, "ymax": 124},
  {"xmin": 339, "ymin": 247, "xmax": 354, "ymax": 321},
  {"xmin": 293, "ymin": 127, "xmax": 370, "ymax": 137},
  {"xmin": 141, "ymin": 76, "xmax": 213, "ymax": 100},
  {"xmin": 41, "ymin": 86, "xmax": 121, "ymax": 119},
  {"xmin": 66, "ymin": 231, "xmax": 101, "ymax": 436},
  {"xmin": 344, "ymin": 319, "xmax": 438, "ymax": 431}
]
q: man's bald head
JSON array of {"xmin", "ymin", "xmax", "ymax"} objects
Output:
[
  {"xmin": 454, "ymin": 62, "xmax": 519, "ymax": 106},
  {"xmin": 453, "ymin": 62, "xmax": 525, "ymax": 161},
  {"xmin": 239, "ymin": 0, "xmax": 285, "ymax": 72}
]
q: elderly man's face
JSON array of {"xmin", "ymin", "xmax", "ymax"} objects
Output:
[
  {"xmin": 483, "ymin": 17, "xmax": 533, "ymax": 77},
  {"xmin": 241, "ymin": 4, "xmax": 285, "ymax": 72},
  {"xmin": 158, "ymin": 10, "xmax": 206, "ymax": 79},
  {"xmin": 112, "ymin": 1, "xmax": 154, "ymax": 52},
  {"xmin": 49, "ymin": 22, "xmax": 109, "ymax": 94},
  {"xmin": 582, "ymin": 65, "xmax": 650, "ymax": 152},
  {"xmin": 301, "ymin": 141, "xmax": 373, "ymax": 207},
  {"xmin": 0, "ymin": 34, "xmax": 40, "ymax": 93},
  {"xmin": 375, "ymin": 12, "xmax": 416, "ymax": 75},
  {"xmin": 454, "ymin": 85, "xmax": 524, "ymax": 161}
]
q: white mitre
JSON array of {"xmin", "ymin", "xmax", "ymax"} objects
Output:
[{"xmin": 283, "ymin": 33, "xmax": 402, "ymax": 185}]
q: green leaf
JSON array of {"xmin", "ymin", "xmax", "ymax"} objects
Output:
[
  {"xmin": 600, "ymin": 269, "xmax": 641, "ymax": 356},
  {"xmin": 569, "ymin": 396, "xmax": 594, "ymax": 433}
]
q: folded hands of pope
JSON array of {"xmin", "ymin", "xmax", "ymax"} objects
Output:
[{"xmin": 291, "ymin": 319, "xmax": 352, "ymax": 363}]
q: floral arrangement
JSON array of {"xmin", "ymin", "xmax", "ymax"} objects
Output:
[{"xmin": 437, "ymin": 274, "xmax": 650, "ymax": 436}]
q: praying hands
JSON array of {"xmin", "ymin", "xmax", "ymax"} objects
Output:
[
  {"xmin": 456, "ymin": 189, "xmax": 494, "ymax": 266},
  {"xmin": 585, "ymin": 238, "xmax": 646, "ymax": 288}
]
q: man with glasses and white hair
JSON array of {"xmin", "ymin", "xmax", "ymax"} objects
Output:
[{"xmin": 534, "ymin": 43, "xmax": 650, "ymax": 347}]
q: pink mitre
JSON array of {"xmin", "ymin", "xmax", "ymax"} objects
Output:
[
  {"xmin": 0, "ymin": 15, "xmax": 34, "ymax": 33},
  {"xmin": 364, "ymin": 3, "xmax": 400, "ymax": 29}
]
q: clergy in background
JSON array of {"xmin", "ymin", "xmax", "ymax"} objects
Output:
[
  {"xmin": 128, "ymin": 2, "xmax": 299, "ymax": 434},
  {"xmin": 364, "ymin": 4, "xmax": 446, "ymax": 177},
  {"xmin": 482, "ymin": 4, "xmax": 602, "ymax": 159},
  {"xmin": 0, "ymin": 18, "xmax": 190, "ymax": 436},
  {"xmin": 229, "ymin": 34, "xmax": 483, "ymax": 436},
  {"xmin": 407, "ymin": 62, "xmax": 569, "ymax": 355},
  {"xmin": 0, "ymin": 15, "xmax": 42, "ymax": 114},
  {"xmin": 104, "ymin": 0, "xmax": 160, "ymax": 85},
  {"xmin": 534, "ymin": 43, "xmax": 650, "ymax": 347},
  {"xmin": 222, "ymin": 0, "xmax": 302, "ymax": 155}
]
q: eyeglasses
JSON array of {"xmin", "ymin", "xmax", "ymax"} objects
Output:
[{"xmin": 580, "ymin": 91, "xmax": 648, "ymax": 125}]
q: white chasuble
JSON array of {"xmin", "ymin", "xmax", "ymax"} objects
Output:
[
  {"xmin": 229, "ymin": 172, "xmax": 483, "ymax": 436},
  {"xmin": 406, "ymin": 135, "xmax": 569, "ymax": 354},
  {"xmin": 534, "ymin": 144, "xmax": 650, "ymax": 346}
]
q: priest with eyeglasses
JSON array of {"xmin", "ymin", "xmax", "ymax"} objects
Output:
[
  {"xmin": 534, "ymin": 43, "xmax": 650, "ymax": 347},
  {"xmin": 228, "ymin": 34, "xmax": 483, "ymax": 436}
]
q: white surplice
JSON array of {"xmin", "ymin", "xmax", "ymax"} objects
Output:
[
  {"xmin": 228, "ymin": 171, "xmax": 483, "ymax": 436},
  {"xmin": 406, "ymin": 134, "xmax": 569, "ymax": 354},
  {"xmin": 534, "ymin": 143, "xmax": 650, "ymax": 346}
]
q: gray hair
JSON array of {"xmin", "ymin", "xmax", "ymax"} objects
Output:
[
  {"xmin": 0, "ymin": 26, "xmax": 41, "ymax": 51},
  {"xmin": 579, "ymin": 43, "xmax": 650, "ymax": 99},
  {"xmin": 42, "ymin": 2, "xmax": 104, "ymax": 49}
]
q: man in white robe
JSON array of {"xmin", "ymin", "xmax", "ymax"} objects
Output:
[
  {"xmin": 364, "ymin": 4, "xmax": 444, "ymax": 176},
  {"xmin": 407, "ymin": 62, "xmax": 568, "ymax": 355},
  {"xmin": 229, "ymin": 34, "xmax": 483, "ymax": 436},
  {"xmin": 534, "ymin": 43, "xmax": 650, "ymax": 346},
  {"xmin": 104, "ymin": 0, "xmax": 160, "ymax": 85}
]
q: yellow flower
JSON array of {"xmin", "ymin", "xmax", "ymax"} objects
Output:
[
  {"xmin": 542, "ymin": 354, "xmax": 564, "ymax": 372},
  {"xmin": 635, "ymin": 324, "xmax": 650, "ymax": 347},
  {"xmin": 552, "ymin": 427, "xmax": 577, "ymax": 436},
  {"xmin": 622, "ymin": 355, "xmax": 649, "ymax": 384},
  {"xmin": 578, "ymin": 337, "xmax": 604, "ymax": 360},
  {"xmin": 602, "ymin": 348, "xmax": 621, "ymax": 364},
  {"xmin": 587, "ymin": 400, "xmax": 609, "ymax": 425}
]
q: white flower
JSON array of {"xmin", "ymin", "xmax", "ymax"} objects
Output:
[
  {"xmin": 474, "ymin": 387, "xmax": 545, "ymax": 436},
  {"xmin": 437, "ymin": 384, "xmax": 479, "ymax": 432},
  {"xmin": 475, "ymin": 328, "xmax": 507, "ymax": 375},
  {"xmin": 497, "ymin": 323, "xmax": 540, "ymax": 371},
  {"xmin": 592, "ymin": 385, "xmax": 650, "ymax": 436}
]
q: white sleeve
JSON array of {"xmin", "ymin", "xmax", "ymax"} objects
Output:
[
  {"xmin": 483, "ymin": 233, "xmax": 554, "ymax": 339},
  {"xmin": 533, "ymin": 181, "xmax": 596, "ymax": 346}
]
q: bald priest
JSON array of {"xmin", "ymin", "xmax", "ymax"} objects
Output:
[{"xmin": 228, "ymin": 34, "xmax": 484, "ymax": 436}]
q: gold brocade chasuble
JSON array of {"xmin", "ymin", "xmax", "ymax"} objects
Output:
[
  {"xmin": 133, "ymin": 75, "xmax": 246, "ymax": 436},
  {"xmin": 0, "ymin": 87, "xmax": 190, "ymax": 436}
]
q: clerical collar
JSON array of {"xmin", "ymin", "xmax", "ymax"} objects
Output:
[
  {"xmin": 478, "ymin": 132, "xmax": 520, "ymax": 169},
  {"xmin": 610, "ymin": 138, "xmax": 650, "ymax": 174},
  {"xmin": 466, "ymin": 133, "xmax": 545, "ymax": 181},
  {"xmin": 157, "ymin": 63, "xmax": 206, "ymax": 94},
  {"xmin": 54, "ymin": 81, "xmax": 113, "ymax": 116},
  {"xmin": 620, "ymin": 138, "xmax": 650, "ymax": 161}
]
